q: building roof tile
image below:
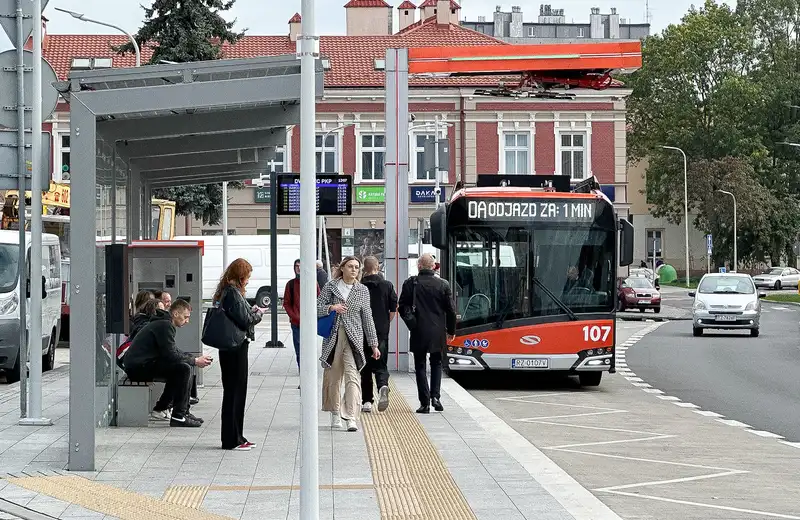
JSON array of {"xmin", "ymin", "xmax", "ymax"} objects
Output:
[
  {"xmin": 397, "ymin": 1, "xmax": 417, "ymax": 8},
  {"xmin": 343, "ymin": 0, "xmax": 392, "ymax": 7},
  {"xmin": 44, "ymin": 21, "xmax": 508, "ymax": 88},
  {"xmin": 288, "ymin": 13, "xmax": 301, "ymax": 23}
]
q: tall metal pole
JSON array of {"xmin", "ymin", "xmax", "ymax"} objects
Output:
[
  {"xmin": 434, "ymin": 115, "xmax": 441, "ymax": 210},
  {"xmin": 298, "ymin": 0, "xmax": 320, "ymax": 513},
  {"xmin": 14, "ymin": 0, "xmax": 28, "ymax": 418},
  {"xmin": 222, "ymin": 182, "xmax": 228, "ymax": 268},
  {"xmin": 718, "ymin": 190, "xmax": 737, "ymax": 272},
  {"xmin": 662, "ymin": 146, "xmax": 690, "ymax": 287},
  {"xmin": 21, "ymin": 0, "xmax": 49, "ymax": 426},
  {"xmin": 264, "ymin": 162, "xmax": 283, "ymax": 349}
]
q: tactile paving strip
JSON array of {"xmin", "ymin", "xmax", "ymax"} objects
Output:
[
  {"xmin": 6, "ymin": 476, "xmax": 232, "ymax": 520},
  {"xmin": 361, "ymin": 380, "xmax": 477, "ymax": 520}
]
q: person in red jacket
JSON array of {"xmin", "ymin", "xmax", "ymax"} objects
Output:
[{"xmin": 283, "ymin": 259, "xmax": 320, "ymax": 371}]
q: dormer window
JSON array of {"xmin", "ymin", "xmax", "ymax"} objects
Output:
[
  {"xmin": 71, "ymin": 57, "xmax": 113, "ymax": 70},
  {"xmin": 374, "ymin": 59, "xmax": 385, "ymax": 70},
  {"xmin": 321, "ymin": 58, "xmax": 331, "ymax": 70}
]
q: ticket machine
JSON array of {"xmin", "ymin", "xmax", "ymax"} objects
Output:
[{"xmin": 128, "ymin": 240, "xmax": 204, "ymax": 383}]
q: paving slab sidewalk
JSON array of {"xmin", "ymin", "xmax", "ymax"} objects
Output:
[{"xmin": 0, "ymin": 316, "xmax": 609, "ymax": 520}]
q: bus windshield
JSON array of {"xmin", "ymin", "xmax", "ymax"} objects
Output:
[{"xmin": 452, "ymin": 225, "xmax": 614, "ymax": 328}]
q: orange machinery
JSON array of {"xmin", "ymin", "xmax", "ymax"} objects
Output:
[{"xmin": 408, "ymin": 41, "xmax": 642, "ymax": 98}]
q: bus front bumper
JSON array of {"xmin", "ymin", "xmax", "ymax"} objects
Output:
[{"xmin": 446, "ymin": 350, "xmax": 613, "ymax": 372}]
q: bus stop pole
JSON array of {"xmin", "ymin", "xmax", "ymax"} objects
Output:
[
  {"xmin": 265, "ymin": 162, "xmax": 283, "ymax": 348},
  {"xmin": 298, "ymin": 0, "xmax": 320, "ymax": 514},
  {"xmin": 14, "ymin": 0, "xmax": 28, "ymax": 419},
  {"xmin": 20, "ymin": 0, "xmax": 51, "ymax": 426},
  {"xmin": 222, "ymin": 182, "xmax": 228, "ymax": 268}
]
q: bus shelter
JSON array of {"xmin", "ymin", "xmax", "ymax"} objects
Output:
[{"xmin": 57, "ymin": 56, "xmax": 323, "ymax": 471}]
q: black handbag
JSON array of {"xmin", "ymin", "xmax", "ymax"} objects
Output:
[
  {"xmin": 400, "ymin": 277, "xmax": 419, "ymax": 331},
  {"xmin": 202, "ymin": 305, "xmax": 246, "ymax": 350}
]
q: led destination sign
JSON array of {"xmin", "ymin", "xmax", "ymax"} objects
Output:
[{"xmin": 467, "ymin": 199, "xmax": 596, "ymax": 222}]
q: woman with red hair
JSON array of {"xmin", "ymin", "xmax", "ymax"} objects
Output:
[{"xmin": 212, "ymin": 258, "xmax": 264, "ymax": 451}]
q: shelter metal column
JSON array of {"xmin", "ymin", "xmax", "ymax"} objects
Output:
[
  {"xmin": 129, "ymin": 168, "xmax": 142, "ymax": 240},
  {"xmin": 384, "ymin": 48, "xmax": 410, "ymax": 372},
  {"xmin": 68, "ymin": 98, "xmax": 97, "ymax": 471}
]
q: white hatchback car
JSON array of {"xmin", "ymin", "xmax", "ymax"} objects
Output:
[{"xmin": 689, "ymin": 273, "xmax": 766, "ymax": 337}]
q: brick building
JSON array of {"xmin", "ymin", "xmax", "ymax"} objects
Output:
[{"xmin": 41, "ymin": 0, "xmax": 632, "ymax": 264}]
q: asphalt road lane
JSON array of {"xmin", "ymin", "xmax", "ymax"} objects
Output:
[{"xmin": 627, "ymin": 302, "xmax": 800, "ymax": 442}]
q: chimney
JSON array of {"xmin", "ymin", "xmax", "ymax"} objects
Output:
[
  {"xmin": 345, "ymin": 0, "xmax": 392, "ymax": 36},
  {"xmin": 23, "ymin": 15, "xmax": 48, "ymax": 51},
  {"xmin": 397, "ymin": 1, "xmax": 417, "ymax": 31},
  {"xmin": 436, "ymin": 0, "xmax": 449, "ymax": 26},
  {"xmin": 288, "ymin": 13, "xmax": 302, "ymax": 42}
]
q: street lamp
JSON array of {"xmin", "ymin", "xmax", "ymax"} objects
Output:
[
  {"xmin": 716, "ymin": 189, "xmax": 737, "ymax": 272},
  {"xmin": 54, "ymin": 7, "xmax": 141, "ymax": 67},
  {"xmin": 661, "ymin": 145, "xmax": 690, "ymax": 287}
]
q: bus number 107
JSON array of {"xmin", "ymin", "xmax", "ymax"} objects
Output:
[{"xmin": 583, "ymin": 325, "xmax": 612, "ymax": 342}]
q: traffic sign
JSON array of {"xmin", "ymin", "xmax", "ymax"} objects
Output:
[
  {"xmin": 0, "ymin": 129, "xmax": 51, "ymax": 190},
  {"xmin": 0, "ymin": 48, "xmax": 59, "ymax": 128},
  {"xmin": 719, "ymin": 267, "xmax": 727, "ymax": 273},
  {"xmin": 0, "ymin": 0, "xmax": 49, "ymax": 49},
  {"xmin": 706, "ymin": 234, "xmax": 713, "ymax": 254}
]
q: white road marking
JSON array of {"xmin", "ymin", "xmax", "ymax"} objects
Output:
[
  {"xmin": 716, "ymin": 419, "xmax": 752, "ymax": 428},
  {"xmin": 625, "ymin": 376, "xmax": 642, "ymax": 382},
  {"xmin": 694, "ymin": 410, "xmax": 725, "ymax": 418},
  {"xmin": 632, "ymin": 382, "xmax": 652, "ymax": 388},
  {"xmin": 516, "ymin": 410, "xmax": 627, "ymax": 421},
  {"xmin": 656, "ymin": 395, "xmax": 680, "ymax": 401},
  {"xmin": 673, "ymin": 402, "xmax": 700, "ymax": 408},
  {"xmin": 746, "ymin": 430, "xmax": 785, "ymax": 439},
  {"xmin": 770, "ymin": 306, "xmax": 790, "ymax": 311},
  {"xmin": 779, "ymin": 441, "xmax": 800, "ymax": 449},
  {"xmin": 643, "ymin": 388, "xmax": 664, "ymax": 394}
]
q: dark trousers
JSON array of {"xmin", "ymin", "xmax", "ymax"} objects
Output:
[
  {"xmin": 219, "ymin": 342, "xmax": 249, "ymax": 449},
  {"xmin": 126, "ymin": 361, "xmax": 192, "ymax": 418},
  {"xmin": 413, "ymin": 350, "xmax": 442, "ymax": 405},
  {"xmin": 361, "ymin": 339, "xmax": 389, "ymax": 404},
  {"xmin": 155, "ymin": 372, "xmax": 197, "ymax": 409},
  {"xmin": 290, "ymin": 324, "xmax": 301, "ymax": 369}
]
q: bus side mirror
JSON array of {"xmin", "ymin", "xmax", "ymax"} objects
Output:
[
  {"xmin": 619, "ymin": 219, "xmax": 634, "ymax": 267},
  {"xmin": 430, "ymin": 205, "xmax": 447, "ymax": 250},
  {"xmin": 26, "ymin": 275, "xmax": 47, "ymax": 299}
]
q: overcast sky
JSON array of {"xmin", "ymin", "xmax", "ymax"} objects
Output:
[{"xmin": 0, "ymin": 0, "xmax": 735, "ymax": 50}]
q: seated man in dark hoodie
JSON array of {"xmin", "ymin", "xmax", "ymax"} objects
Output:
[
  {"xmin": 360, "ymin": 256, "xmax": 397, "ymax": 413},
  {"xmin": 123, "ymin": 298, "xmax": 212, "ymax": 427}
]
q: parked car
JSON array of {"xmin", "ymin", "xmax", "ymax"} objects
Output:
[
  {"xmin": 689, "ymin": 273, "xmax": 765, "ymax": 337},
  {"xmin": 629, "ymin": 267, "xmax": 660, "ymax": 289},
  {"xmin": 752, "ymin": 267, "xmax": 800, "ymax": 290},
  {"xmin": 618, "ymin": 276, "xmax": 661, "ymax": 313}
]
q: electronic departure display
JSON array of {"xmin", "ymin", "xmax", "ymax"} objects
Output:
[
  {"xmin": 276, "ymin": 174, "xmax": 352, "ymax": 216},
  {"xmin": 466, "ymin": 198, "xmax": 597, "ymax": 222}
]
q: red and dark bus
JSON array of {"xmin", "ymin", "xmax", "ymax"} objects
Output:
[{"xmin": 429, "ymin": 175, "xmax": 634, "ymax": 386}]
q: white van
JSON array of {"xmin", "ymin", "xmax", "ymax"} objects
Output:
[
  {"xmin": 175, "ymin": 235, "xmax": 301, "ymax": 307},
  {"xmin": 0, "ymin": 230, "xmax": 62, "ymax": 383}
]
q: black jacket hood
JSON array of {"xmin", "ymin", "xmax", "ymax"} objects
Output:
[{"xmin": 361, "ymin": 273, "xmax": 385, "ymax": 286}]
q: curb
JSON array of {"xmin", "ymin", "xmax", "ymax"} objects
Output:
[
  {"xmin": 763, "ymin": 299, "xmax": 800, "ymax": 307},
  {"xmin": 617, "ymin": 314, "xmax": 690, "ymax": 322}
]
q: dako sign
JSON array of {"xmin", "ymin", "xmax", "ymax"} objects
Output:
[{"xmin": 410, "ymin": 186, "xmax": 446, "ymax": 204}]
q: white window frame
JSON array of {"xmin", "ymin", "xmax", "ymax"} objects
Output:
[
  {"xmin": 54, "ymin": 131, "xmax": 70, "ymax": 183},
  {"xmin": 357, "ymin": 132, "xmax": 386, "ymax": 183},
  {"xmin": 409, "ymin": 129, "xmax": 450, "ymax": 184},
  {"xmin": 555, "ymin": 127, "xmax": 591, "ymax": 180},
  {"xmin": 499, "ymin": 130, "xmax": 533, "ymax": 174},
  {"xmin": 315, "ymin": 133, "xmax": 339, "ymax": 173}
]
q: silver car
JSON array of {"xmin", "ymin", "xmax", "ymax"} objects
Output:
[
  {"xmin": 689, "ymin": 273, "xmax": 766, "ymax": 337},
  {"xmin": 752, "ymin": 267, "xmax": 800, "ymax": 290}
]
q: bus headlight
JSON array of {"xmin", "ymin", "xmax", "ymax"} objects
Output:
[{"xmin": 0, "ymin": 293, "xmax": 19, "ymax": 315}]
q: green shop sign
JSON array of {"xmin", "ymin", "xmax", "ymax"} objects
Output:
[{"xmin": 355, "ymin": 185, "xmax": 385, "ymax": 203}]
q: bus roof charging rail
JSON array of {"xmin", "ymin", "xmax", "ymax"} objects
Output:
[{"xmin": 407, "ymin": 41, "xmax": 642, "ymax": 99}]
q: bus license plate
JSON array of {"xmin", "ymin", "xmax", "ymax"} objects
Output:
[
  {"xmin": 512, "ymin": 358, "xmax": 548, "ymax": 369},
  {"xmin": 715, "ymin": 315, "xmax": 737, "ymax": 321}
]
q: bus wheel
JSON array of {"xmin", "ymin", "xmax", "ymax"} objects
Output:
[
  {"xmin": 256, "ymin": 289, "xmax": 271, "ymax": 309},
  {"xmin": 579, "ymin": 372, "xmax": 602, "ymax": 387},
  {"xmin": 6, "ymin": 356, "xmax": 20, "ymax": 384},
  {"xmin": 43, "ymin": 332, "xmax": 56, "ymax": 372}
]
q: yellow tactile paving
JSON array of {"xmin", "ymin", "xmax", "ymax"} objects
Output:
[
  {"xmin": 361, "ymin": 380, "xmax": 477, "ymax": 520},
  {"xmin": 162, "ymin": 484, "xmax": 209, "ymax": 508},
  {"xmin": 6, "ymin": 475, "xmax": 232, "ymax": 520}
]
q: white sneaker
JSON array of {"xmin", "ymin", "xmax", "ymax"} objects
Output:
[
  {"xmin": 345, "ymin": 419, "xmax": 358, "ymax": 432},
  {"xmin": 149, "ymin": 409, "xmax": 170, "ymax": 421},
  {"xmin": 361, "ymin": 402, "xmax": 373, "ymax": 413},
  {"xmin": 377, "ymin": 386, "xmax": 390, "ymax": 412},
  {"xmin": 331, "ymin": 412, "xmax": 342, "ymax": 429}
]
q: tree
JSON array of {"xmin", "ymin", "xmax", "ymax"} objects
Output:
[
  {"xmin": 115, "ymin": 0, "xmax": 247, "ymax": 226},
  {"xmin": 626, "ymin": 0, "xmax": 800, "ymax": 266}
]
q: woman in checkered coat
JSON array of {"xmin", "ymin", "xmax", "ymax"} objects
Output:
[{"xmin": 318, "ymin": 255, "xmax": 380, "ymax": 432}]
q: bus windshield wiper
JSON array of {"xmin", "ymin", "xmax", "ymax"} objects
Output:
[{"xmin": 532, "ymin": 277, "xmax": 579, "ymax": 321}]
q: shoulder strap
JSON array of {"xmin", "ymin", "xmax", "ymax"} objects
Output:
[{"xmin": 411, "ymin": 276, "xmax": 419, "ymax": 310}]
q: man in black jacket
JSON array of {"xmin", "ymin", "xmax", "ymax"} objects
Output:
[
  {"xmin": 398, "ymin": 253, "xmax": 456, "ymax": 414},
  {"xmin": 123, "ymin": 299, "xmax": 212, "ymax": 427},
  {"xmin": 360, "ymin": 256, "xmax": 397, "ymax": 413}
]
